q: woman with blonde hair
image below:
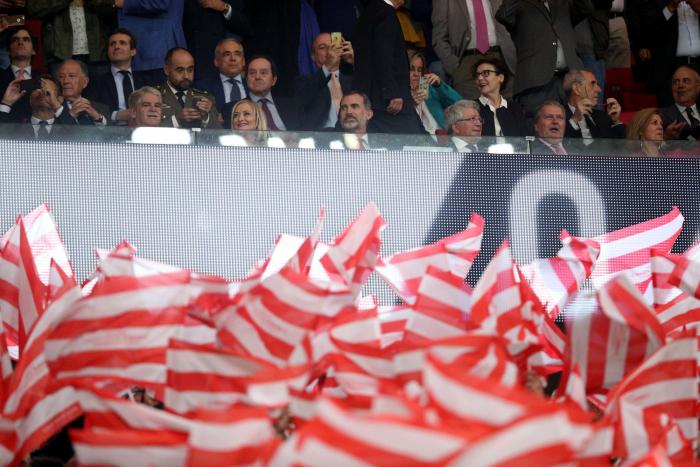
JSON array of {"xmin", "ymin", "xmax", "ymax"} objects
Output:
[
  {"xmin": 626, "ymin": 108, "xmax": 664, "ymax": 157},
  {"xmin": 230, "ymin": 99, "xmax": 270, "ymax": 145}
]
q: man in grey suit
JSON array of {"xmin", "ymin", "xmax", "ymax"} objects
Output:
[
  {"xmin": 496, "ymin": 0, "xmax": 593, "ymax": 118},
  {"xmin": 432, "ymin": 0, "xmax": 517, "ymax": 100}
]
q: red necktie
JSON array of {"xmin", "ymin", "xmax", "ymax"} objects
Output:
[
  {"xmin": 17, "ymin": 68, "xmax": 26, "ymax": 81},
  {"xmin": 471, "ymin": 0, "xmax": 490, "ymax": 54}
]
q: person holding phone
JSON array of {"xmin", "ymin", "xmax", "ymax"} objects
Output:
[
  {"xmin": 0, "ymin": 75, "xmax": 77, "ymax": 140},
  {"xmin": 563, "ymin": 68, "xmax": 626, "ymax": 140},
  {"xmin": 408, "ymin": 50, "xmax": 461, "ymax": 134}
]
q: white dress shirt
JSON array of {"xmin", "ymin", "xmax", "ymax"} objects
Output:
[
  {"xmin": 479, "ymin": 95, "xmax": 507, "ymax": 137},
  {"xmin": 220, "ymin": 73, "xmax": 246, "ymax": 103},
  {"xmin": 11, "ymin": 65, "xmax": 31, "ymax": 80},
  {"xmin": 321, "ymin": 65, "xmax": 341, "ymax": 129},
  {"xmin": 464, "ymin": 0, "xmax": 498, "ymax": 50}
]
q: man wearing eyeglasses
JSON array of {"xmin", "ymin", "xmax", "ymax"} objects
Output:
[
  {"xmin": 443, "ymin": 99, "xmax": 484, "ymax": 152},
  {"xmin": 128, "ymin": 86, "xmax": 163, "ymax": 127}
]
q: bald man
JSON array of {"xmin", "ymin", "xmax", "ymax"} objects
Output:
[{"xmin": 659, "ymin": 65, "xmax": 700, "ymax": 140}]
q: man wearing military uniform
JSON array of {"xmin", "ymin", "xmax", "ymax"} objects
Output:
[{"xmin": 157, "ymin": 47, "xmax": 221, "ymax": 129}]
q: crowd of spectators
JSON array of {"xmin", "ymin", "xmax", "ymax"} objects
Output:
[{"xmin": 0, "ymin": 0, "xmax": 696, "ymax": 155}]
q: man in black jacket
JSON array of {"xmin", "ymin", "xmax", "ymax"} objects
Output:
[
  {"xmin": 0, "ymin": 27, "xmax": 41, "ymax": 123},
  {"xmin": 352, "ymin": 0, "xmax": 424, "ymax": 134},
  {"xmin": 296, "ymin": 32, "xmax": 353, "ymax": 130},
  {"xmin": 563, "ymin": 68, "xmax": 625, "ymax": 139}
]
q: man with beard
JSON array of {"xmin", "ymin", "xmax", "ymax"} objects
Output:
[
  {"xmin": 156, "ymin": 48, "xmax": 220, "ymax": 129},
  {"xmin": 338, "ymin": 91, "xmax": 374, "ymax": 149}
]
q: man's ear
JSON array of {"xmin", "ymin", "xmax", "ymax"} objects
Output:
[{"xmin": 367, "ymin": 109, "xmax": 373, "ymax": 120}]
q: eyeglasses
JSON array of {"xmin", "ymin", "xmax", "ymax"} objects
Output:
[
  {"xmin": 456, "ymin": 116, "xmax": 484, "ymax": 124},
  {"xmin": 474, "ymin": 69, "xmax": 498, "ymax": 79}
]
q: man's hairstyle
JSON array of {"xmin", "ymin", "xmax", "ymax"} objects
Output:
[
  {"xmin": 472, "ymin": 57, "xmax": 510, "ymax": 89},
  {"xmin": 444, "ymin": 99, "xmax": 480, "ymax": 130},
  {"xmin": 164, "ymin": 47, "xmax": 192, "ymax": 65},
  {"xmin": 39, "ymin": 74, "xmax": 62, "ymax": 95},
  {"xmin": 562, "ymin": 68, "xmax": 595, "ymax": 93},
  {"xmin": 672, "ymin": 64, "xmax": 700, "ymax": 82},
  {"xmin": 215, "ymin": 38, "xmax": 244, "ymax": 57},
  {"xmin": 6, "ymin": 26, "xmax": 37, "ymax": 52},
  {"xmin": 128, "ymin": 86, "xmax": 162, "ymax": 110},
  {"xmin": 626, "ymin": 107, "xmax": 659, "ymax": 141},
  {"xmin": 341, "ymin": 90, "xmax": 372, "ymax": 110},
  {"xmin": 534, "ymin": 100, "xmax": 566, "ymax": 122},
  {"xmin": 109, "ymin": 27, "xmax": 137, "ymax": 50},
  {"xmin": 57, "ymin": 59, "xmax": 89, "ymax": 79},
  {"xmin": 247, "ymin": 55, "xmax": 278, "ymax": 77}
]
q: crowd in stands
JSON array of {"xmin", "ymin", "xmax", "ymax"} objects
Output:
[{"xmin": 0, "ymin": 0, "xmax": 696, "ymax": 154}]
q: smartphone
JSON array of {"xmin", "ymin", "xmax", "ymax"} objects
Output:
[
  {"xmin": 19, "ymin": 78, "xmax": 40, "ymax": 93},
  {"xmin": 331, "ymin": 32, "xmax": 342, "ymax": 46},
  {"xmin": 419, "ymin": 76, "xmax": 429, "ymax": 93},
  {"xmin": 4, "ymin": 15, "xmax": 25, "ymax": 26}
]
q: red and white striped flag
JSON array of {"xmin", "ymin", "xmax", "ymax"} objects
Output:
[
  {"xmin": 71, "ymin": 428, "xmax": 189, "ymax": 466},
  {"xmin": 604, "ymin": 337, "xmax": 698, "ymax": 461},
  {"xmin": 0, "ymin": 205, "xmax": 74, "ymax": 351},
  {"xmin": 650, "ymin": 249, "xmax": 700, "ymax": 337},
  {"xmin": 44, "ymin": 271, "xmax": 195, "ymax": 398},
  {"xmin": 273, "ymin": 397, "xmax": 467, "ymax": 465},
  {"xmin": 447, "ymin": 407, "xmax": 594, "ymax": 466},
  {"xmin": 567, "ymin": 273, "xmax": 666, "ymax": 392},
  {"xmin": 423, "ymin": 353, "xmax": 547, "ymax": 428},
  {"xmin": 318, "ymin": 203, "xmax": 385, "ymax": 299},
  {"xmin": 665, "ymin": 250, "xmax": 700, "ymax": 299},
  {"xmin": 521, "ymin": 230, "xmax": 600, "ymax": 320},
  {"xmin": 589, "ymin": 206, "xmax": 683, "ymax": 301},
  {"xmin": 376, "ymin": 213, "xmax": 483, "ymax": 305}
]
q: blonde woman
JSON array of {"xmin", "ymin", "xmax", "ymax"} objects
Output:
[
  {"xmin": 230, "ymin": 99, "xmax": 269, "ymax": 145},
  {"xmin": 626, "ymin": 108, "xmax": 664, "ymax": 157}
]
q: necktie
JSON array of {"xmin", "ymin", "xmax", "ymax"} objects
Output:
[
  {"xmin": 37, "ymin": 121, "xmax": 50, "ymax": 140},
  {"xmin": 119, "ymin": 70, "xmax": 133, "ymax": 102},
  {"xmin": 258, "ymin": 98, "xmax": 279, "ymax": 131},
  {"xmin": 176, "ymin": 91, "xmax": 186, "ymax": 108},
  {"xmin": 17, "ymin": 68, "xmax": 26, "ymax": 81},
  {"xmin": 329, "ymin": 72, "xmax": 342, "ymax": 112},
  {"xmin": 471, "ymin": 0, "xmax": 490, "ymax": 54},
  {"xmin": 686, "ymin": 107, "xmax": 700, "ymax": 128},
  {"xmin": 227, "ymin": 78, "xmax": 241, "ymax": 103},
  {"xmin": 552, "ymin": 142, "xmax": 567, "ymax": 155}
]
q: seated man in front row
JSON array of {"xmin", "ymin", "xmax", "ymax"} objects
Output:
[
  {"xmin": 443, "ymin": 100, "xmax": 483, "ymax": 152},
  {"xmin": 563, "ymin": 69, "xmax": 625, "ymax": 140},
  {"xmin": 128, "ymin": 86, "xmax": 163, "ymax": 127},
  {"xmin": 0, "ymin": 75, "xmax": 76, "ymax": 140},
  {"xmin": 338, "ymin": 91, "xmax": 373, "ymax": 149}
]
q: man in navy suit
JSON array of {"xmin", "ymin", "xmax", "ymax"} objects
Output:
[
  {"xmin": 296, "ymin": 32, "xmax": 353, "ymax": 130},
  {"xmin": 86, "ymin": 29, "xmax": 146, "ymax": 125},
  {"xmin": 194, "ymin": 38, "xmax": 247, "ymax": 114},
  {"xmin": 115, "ymin": 0, "xmax": 187, "ymax": 85},
  {"xmin": 0, "ymin": 27, "xmax": 41, "ymax": 123}
]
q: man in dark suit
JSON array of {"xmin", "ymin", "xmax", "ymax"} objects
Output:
[
  {"xmin": 0, "ymin": 75, "xmax": 77, "ymax": 140},
  {"xmin": 660, "ymin": 65, "xmax": 700, "ymax": 141},
  {"xmin": 642, "ymin": 0, "xmax": 700, "ymax": 106},
  {"xmin": 563, "ymin": 69, "xmax": 625, "ymax": 139},
  {"xmin": 223, "ymin": 55, "xmax": 303, "ymax": 130},
  {"xmin": 156, "ymin": 48, "xmax": 221, "ymax": 129},
  {"xmin": 530, "ymin": 100, "xmax": 579, "ymax": 154},
  {"xmin": 86, "ymin": 28, "xmax": 145, "ymax": 125},
  {"xmin": 56, "ymin": 59, "xmax": 110, "ymax": 126},
  {"xmin": 194, "ymin": 38, "xmax": 247, "ymax": 115},
  {"xmin": 183, "ymin": 0, "xmax": 251, "ymax": 81},
  {"xmin": 496, "ymin": 0, "xmax": 593, "ymax": 118},
  {"xmin": 432, "ymin": 0, "xmax": 517, "ymax": 99},
  {"xmin": 296, "ymin": 32, "xmax": 353, "ymax": 131},
  {"xmin": 352, "ymin": 0, "xmax": 424, "ymax": 134},
  {"xmin": 443, "ymin": 99, "xmax": 486, "ymax": 152},
  {"xmin": 0, "ymin": 27, "xmax": 41, "ymax": 123}
]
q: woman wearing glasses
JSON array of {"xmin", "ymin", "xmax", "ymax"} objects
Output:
[
  {"xmin": 473, "ymin": 58, "xmax": 530, "ymax": 137},
  {"xmin": 408, "ymin": 50, "xmax": 462, "ymax": 134}
]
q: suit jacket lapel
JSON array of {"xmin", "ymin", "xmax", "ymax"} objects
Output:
[
  {"xmin": 455, "ymin": 0, "xmax": 469, "ymax": 25},
  {"xmin": 524, "ymin": 0, "xmax": 551, "ymax": 22}
]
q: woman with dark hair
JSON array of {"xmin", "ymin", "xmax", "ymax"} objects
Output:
[
  {"xmin": 408, "ymin": 50, "xmax": 462, "ymax": 133},
  {"xmin": 474, "ymin": 58, "xmax": 530, "ymax": 137}
]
